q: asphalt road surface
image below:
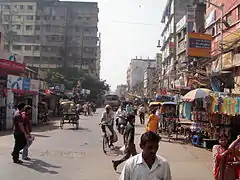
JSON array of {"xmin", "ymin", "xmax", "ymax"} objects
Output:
[{"xmin": 0, "ymin": 109, "xmax": 213, "ymax": 180}]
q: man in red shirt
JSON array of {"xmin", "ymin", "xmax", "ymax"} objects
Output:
[{"xmin": 22, "ymin": 105, "xmax": 33, "ymax": 160}]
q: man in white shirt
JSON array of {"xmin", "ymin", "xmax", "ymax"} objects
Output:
[{"xmin": 119, "ymin": 131, "xmax": 171, "ymax": 180}]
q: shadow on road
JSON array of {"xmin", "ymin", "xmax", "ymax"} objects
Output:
[
  {"xmin": 106, "ymin": 146, "xmax": 123, "ymax": 157},
  {"xmin": 33, "ymin": 123, "xmax": 59, "ymax": 133},
  {"xmin": 22, "ymin": 158, "xmax": 61, "ymax": 174},
  {"xmin": 64, "ymin": 127, "xmax": 92, "ymax": 132},
  {"xmin": 31, "ymin": 134, "xmax": 51, "ymax": 138}
]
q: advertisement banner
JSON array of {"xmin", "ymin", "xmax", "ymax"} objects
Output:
[
  {"xmin": 187, "ymin": 33, "xmax": 212, "ymax": 57},
  {"xmin": 7, "ymin": 75, "xmax": 39, "ymax": 93}
]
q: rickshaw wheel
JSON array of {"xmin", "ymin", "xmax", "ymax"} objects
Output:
[
  {"xmin": 60, "ymin": 119, "xmax": 64, "ymax": 129},
  {"xmin": 76, "ymin": 120, "xmax": 79, "ymax": 130}
]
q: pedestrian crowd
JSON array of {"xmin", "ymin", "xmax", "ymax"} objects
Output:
[{"xmin": 101, "ymin": 103, "xmax": 172, "ymax": 180}]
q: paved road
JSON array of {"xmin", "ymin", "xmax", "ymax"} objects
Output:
[{"xmin": 0, "ymin": 109, "xmax": 213, "ymax": 180}]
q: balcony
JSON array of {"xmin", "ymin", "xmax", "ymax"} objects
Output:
[{"xmin": 176, "ymin": 39, "xmax": 186, "ymax": 55}]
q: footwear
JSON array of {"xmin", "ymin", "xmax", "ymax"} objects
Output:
[
  {"xmin": 112, "ymin": 160, "xmax": 117, "ymax": 171},
  {"xmin": 13, "ymin": 159, "xmax": 23, "ymax": 164},
  {"xmin": 23, "ymin": 157, "xmax": 31, "ymax": 161}
]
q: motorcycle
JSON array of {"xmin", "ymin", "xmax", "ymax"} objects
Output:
[{"xmin": 116, "ymin": 115, "xmax": 127, "ymax": 135}]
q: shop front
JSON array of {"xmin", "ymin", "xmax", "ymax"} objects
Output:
[{"xmin": 6, "ymin": 74, "xmax": 39, "ymax": 129}]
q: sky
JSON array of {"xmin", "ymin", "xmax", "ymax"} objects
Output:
[{"xmin": 64, "ymin": 0, "xmax": 167, "ymax": 90}]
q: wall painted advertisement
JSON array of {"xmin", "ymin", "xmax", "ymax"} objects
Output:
[{"xmin": 7, "ymin": 75, "xmax": 39, "ymax": 93}]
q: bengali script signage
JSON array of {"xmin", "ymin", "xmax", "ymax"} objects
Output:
[{"xmin": 187, "ymin": 33, "xmax": 212, "ymax": 57}]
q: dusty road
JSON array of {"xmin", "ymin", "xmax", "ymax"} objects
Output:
[{"xmin": 0, "ymin": 109, "xmax": 213, "ymax": 180}]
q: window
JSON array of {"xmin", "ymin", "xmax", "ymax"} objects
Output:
[
  {"xmin": 44, "ymin": 16, "xmax": 49, "ymax": 20},
  {"xmin": 16, "ymin": 25, "xmax": 21, "ymax": 30},
  {"xmin": 52, "ymin": 16, "xmax": 56, "ymax": 20},
  {"xmin": 12, "ymin": 45, "xmax": 21, "ymax": 50},
  {"xmin": 36, "ymin": 16, "xmax": 40, "ymax": 20},
  {"xmin": 75, "ymin": 26, "xmax": 80, "ymax": 32},
  {"xmin": 34, "ymin": 46, "xmax": 40, "ymax": 51},
  {"xmin": 226, "ymin": 12, "xmax": 232, "ymax": 26},
  {"xmin": 4, "ymin": 15, "xmax": 9, "ymax": 21},
  {"xmin": 26, "ymin": 25, "xmax": 33, "ymax": 31},
  {"xmin": 26, "ymin": 15, "xmax": 34, "ymax": 20},
  {"xmin": 35, "ymin": 25, "xmax": 40, "ymax": 30},
  {"xmin": 20, "ymin": 5, "xmax": 24, "ymax": 10},
  {"xmin": 25, "ymin": 45, "xmax": 31, "ymax": 51},
  {"xmin": 45, "ymin": 25, "xmax": 50, "ymax": 31},
  {"xmin": 27, "ymin": 5, "xmax": 33, "ymax": 10},
  {"xmin": 60, "ymin": 16, "xmax": 65, "ymax": 20},
  {"xmin": 35, "ymin": 35, "xmax": 40, "ymax": 40},
  {"xmin": 84, "ymin": 28, "xmax": 90, "ymax": 32},
  {"xmin": 4, "ymin": 5, "xmax": 10, "ymax": 10},
  {"xmin": 4, "ymin": 45, "xmax": 8, "ymax": 50},
  {"xmin": 17, "ymin": 15, "xmax": 21, "ymax": 19}
]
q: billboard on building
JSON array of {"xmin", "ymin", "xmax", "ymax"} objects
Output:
[{"xmin": 187, "ymin": 33, "xmax": 212, "ymax": 57}]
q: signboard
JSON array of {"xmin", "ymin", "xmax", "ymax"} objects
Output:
[
  {"xmin": 0, "ymin": 59, "xmax": 25, "ymax": 72},
  {"xmin": 176, "ymin": 15, "xmax": 186, "ymax": 32},
  {"xmin": 0, "ymin": 52, "xmax": 24, "ymax": 63},
  {"xmin": 187, "ymin": 33, "xmax": 212, "ymax": 57},
  {"xmin": 187, "ymin": 7, "xmax": 195, "ymax": 22},
  {"xmin": 7, "ymin": 75, "xmax": 39, "ymax": 93}
]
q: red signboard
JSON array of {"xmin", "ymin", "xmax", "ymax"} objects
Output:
[{"xmin": 0, "ymin": 59, "xmax": 25, "ymax": 72}]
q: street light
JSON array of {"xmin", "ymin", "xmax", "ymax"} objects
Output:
[{"xmin": 203, "ymin": 0, "xmax": 224, "ymax": 71}]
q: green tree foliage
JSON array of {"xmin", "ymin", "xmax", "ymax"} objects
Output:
[{"xmin": 48, "ymin": 67, "xmax": 110, "ymax": 100}]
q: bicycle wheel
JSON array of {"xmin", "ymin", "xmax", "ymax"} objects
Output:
[{"xmin": 102, "ymin": 135, "xmax": 108, "ymax": 154}]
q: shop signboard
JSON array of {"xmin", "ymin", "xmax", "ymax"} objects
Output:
[
  {"xmin": 176, "ymin": 15, "xmax": 186, "ymax": 32},
  {"xmin": 30, "ymin": 79, "xmax": 39, "ymax": 93},
  {"xmin": 187, "ymin": 33, "xmax": 212, "ymax": 57},
  {"xmin": 7, "ymin": 75, "xmax": 39, "ymax": 93},
  {"xmin": 0, "ymin": 59, "xmax": 25, "ymax": 72}
]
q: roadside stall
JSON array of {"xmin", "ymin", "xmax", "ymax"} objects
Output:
[{"xmin": 181, "ymin": 88, "xmax": 211, "ymax": 146}]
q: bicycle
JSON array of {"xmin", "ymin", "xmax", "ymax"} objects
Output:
[{"xmin": 99, "ymin": 122, "xmax": 112, "ymax": 154}]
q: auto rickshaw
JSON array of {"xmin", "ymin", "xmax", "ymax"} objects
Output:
[
  {"xmin": 149, "ymin": 102, "xmax": 162, "ymax": 114},
  {"xmin": 60, "ymin": 101, "xmax": 79, "ymax": 129}
]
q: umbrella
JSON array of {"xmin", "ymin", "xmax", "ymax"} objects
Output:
[{"xmin": 183, "ymin": 88, "xmax": 211, "ymax": 101}]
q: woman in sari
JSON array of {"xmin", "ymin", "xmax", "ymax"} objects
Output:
[{"xmin": 212, "ymin": 134, "xmax": 240, "ymax": 180}]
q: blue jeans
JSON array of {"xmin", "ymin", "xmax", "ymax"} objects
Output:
[{"xmin": 22, "ymin": 138, "xmax": 33, "ymax": 159}]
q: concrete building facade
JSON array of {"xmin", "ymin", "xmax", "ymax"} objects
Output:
[
  {"xmin": 160, "ymin": 0, "xmax": 194, "ymax": 89},
  {"xmin": 127, "ymin": 57, "xmax": 156, "ymax": 92},
  {"xmin": 143, "ymin": 67, "xmax": 158, "ymax": 97},
  {"xmin": 0, "ymin": 0, "xmax": 99, "ymax": 78}
]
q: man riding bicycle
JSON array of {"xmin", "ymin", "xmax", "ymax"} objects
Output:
[{"xmin": 101, "ymin": 105, "xmax": 115, "ymax": 148}]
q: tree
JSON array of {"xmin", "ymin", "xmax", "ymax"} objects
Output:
[{"xmin": 48, "ymin": 67, "xmax": 110, "ymax": 101}]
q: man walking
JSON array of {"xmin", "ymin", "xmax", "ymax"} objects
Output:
[
  {"xmin": 112, "ymin": 114, "xmax": 137, "ymax": 171},
  {"xmin": 22, "ymin": 105, "xmax": 33, "ymax": 160},
  {"xmin": 12, "ymin": 102, "xmax": 27, "ymax": 164},
  {"xmin": 138, "ymin": 104, "xmax": 145, "ymax": 124},
  {"xmin": 119, "ymin": 131, "xmax": 171, "ymax": 180}
]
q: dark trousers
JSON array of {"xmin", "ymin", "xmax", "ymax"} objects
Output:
[
  {"xmin": 114, "ymin": 143, "xmax": 137, "ymax": 167},
  {"xmin": 12, "ymin": 133, "xmax": 27, "ymax": 161},
  {"xmin": 139, "ymin": 113, "xmax": 145, "ymax": 124}
]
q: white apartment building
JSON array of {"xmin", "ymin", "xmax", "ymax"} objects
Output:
[{"xmin": 127, "ymin": 57, "xmax": 156, "ymax": 91}]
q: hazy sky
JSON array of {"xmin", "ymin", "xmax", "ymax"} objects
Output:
[{"xmin": 64, "ymin": 0, "xmax": 167, "ymax": 90}]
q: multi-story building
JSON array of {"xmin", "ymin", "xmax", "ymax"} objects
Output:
[
  {"xmin": 205, "ymin": 0, "xmax": 239, "ymax": 92},
  {"xmin": 115, "ymin": 84, "xmax": 127, "ymax": 97},
  {"xmin": 143, "ymin": 67, "xmax": 158, "ymax": 97},
  {"xmin": 0, "ymin": 0, "xmax": 99, "ymax": 78},
  {"xmin": 127, "ymin": 57, "xmax": 156, "ymax": 92},
  {"xmin": 160, "ymin": 0, "xmax": 194, "ymax": 89},
  {"xmin": 175, "ymin": 1, "xmax": 207, "ymax": 88}
]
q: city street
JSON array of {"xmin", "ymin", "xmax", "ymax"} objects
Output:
[{"xmin": 0, "ymin": 109, "xmax": 213, "ymax": 180}]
